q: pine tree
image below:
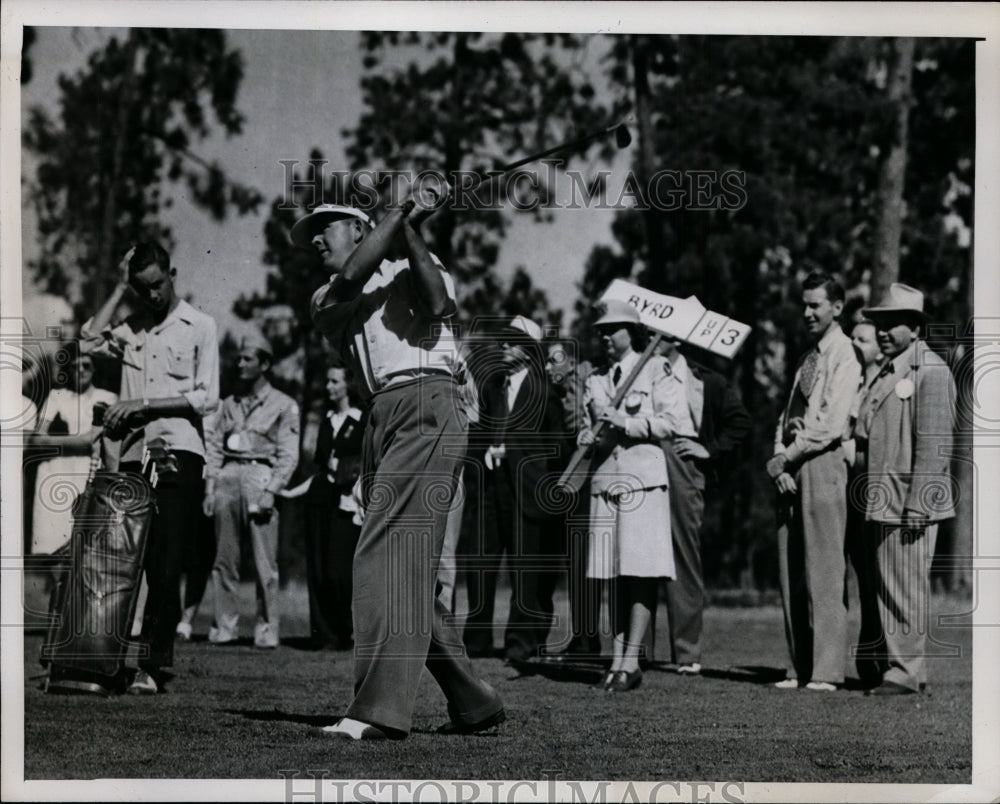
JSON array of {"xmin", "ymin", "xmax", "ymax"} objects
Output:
[{"xmin": 24, "ymin": 28, "xmax": 263, "ymax": 318}]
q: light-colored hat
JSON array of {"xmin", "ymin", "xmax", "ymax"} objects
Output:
[
  {"xmin": 289, "ymin": 204, "xmax": 374, "ymax": 248},
  {"xmin": 862, "ymin": 283, "xmax": 928, "ymax": 321},
  {"xmin": 593, "ymin": 299, "xmax": 641, "ymax": 328},
  {"xmin": 499, "ymin": 315, "xmax": 543, "ymax": 342},
  {"xmin": 238, "ymin": 331, "xmax": 273, "ymax": 360}
]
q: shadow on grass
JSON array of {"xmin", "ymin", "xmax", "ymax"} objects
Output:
[
  {"xmin": 409, "ymin": 726, "xmax": 502, "ymax": 737},
  {"xmin": 198, "ymin": 637, "xmax": 256, "ymax": 648},
  {"xmin": 280, "ymin": 636, "xmax": 322, "ymax": 651},
  {"xmin": 277, "ymin": 636, "xmax": 356, "ymax": 653},
  {"xmin": 699, "ymin": 665, "xmax": 787, "ymax": 684},
  {"xmin": 222, "ymin": 708, "xmax": 340, "ymax": 728},
  {"xmin": 223, "ymin": 709, "xmax": 504, "ymax": 739},
  {"xmin": 511, "ymin": 660, "xmax": 802, "ymax": 687},
  {"xmin": 700, "ymin": 666, "xmax": 876, "ymax": 690},
  {"xmin": 507, "ymin": 659, "xmax": 606, "ymax": 684}
]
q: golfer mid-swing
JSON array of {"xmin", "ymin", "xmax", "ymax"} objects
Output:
[{"xmin": 295, "ymin": 183, "xmax": 505, "ymax": 740}]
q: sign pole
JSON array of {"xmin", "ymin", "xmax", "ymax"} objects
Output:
[{"xmin": 556, "ymin": 332, "xmax": 664, "ymax": 493}]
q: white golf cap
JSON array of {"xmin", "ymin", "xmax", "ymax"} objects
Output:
[
  {"xmin": 593, "ymin": 299, "xmax": 641, "ymax": 327},
  {"xmin": 499, "ymin": 315, "xmax": 544, "ymax": 342},
  {"xmin": 289, "ymin": 204, "xmax": 374, "ymax": 248},
  {"xmin": 238, "ymin": 330, "xmax": 273, "ymax": 359}
]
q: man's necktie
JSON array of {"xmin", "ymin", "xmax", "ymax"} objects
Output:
[
  {"xmin": 612, "ymin": 365, "xmax": 622, "ymax": 388},
  {"xmin": 798, "ymin": 349, "xmax": 819, "ymax": 398}
]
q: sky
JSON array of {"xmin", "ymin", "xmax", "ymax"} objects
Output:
[{"xmin": 20, "ymin": 26, "xmax": 630, "ymax": 341}]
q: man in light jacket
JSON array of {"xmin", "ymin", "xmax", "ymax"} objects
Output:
[{"xmin": 852, "ymin": 283, "xmax": 956, "ymax": 695}]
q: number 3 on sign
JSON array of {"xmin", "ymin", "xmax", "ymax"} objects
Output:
[{"xmin": 711, "ymin": 322, "xmax": 749, "ymax": 358}]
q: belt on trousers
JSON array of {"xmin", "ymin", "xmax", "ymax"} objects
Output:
[
  {"xmin": 372, "ymin": 370, "xmax": 456, "ymax": 397},
  {"xmin": 223, "ymin": 457, "xmax": 273, "ymax": 467}
]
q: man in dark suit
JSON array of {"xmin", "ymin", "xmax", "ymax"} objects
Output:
[
  {"xmin": 544, "ymin": 339, "xmax": 600, "ymax": 658},
  {"xmin": 656, "ymin": 338, "xmax": 751, "ymax": 674},
  {"xmin": 462, "ymin": 316, "xmax": 568, "ymax": 663}
]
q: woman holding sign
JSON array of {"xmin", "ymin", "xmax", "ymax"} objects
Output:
[{"xmin": 578, "ymin": 300, "xmax": 697, "ymax": 692}]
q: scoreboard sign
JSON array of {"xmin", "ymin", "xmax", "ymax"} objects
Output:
[{"xmin": 600, "ymin": 279, "xmax": 751, "ymax": 359}]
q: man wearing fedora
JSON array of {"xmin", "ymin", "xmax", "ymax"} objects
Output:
[
  {"xmin": 851, "ymin": 283, "xmax": 956, "ymax": 695},
  {"xmin": 462, "ymin": 315, "xmax": 568, "ymax": 663},
  {"xmin": 203, "ymin": 332, "xmax": 299, "ymax": 649},
  {"xmin": 297, "ymin": 189, "xmax": 505, "ymax": 740},
  {"xmin": 767, "ymin": 271, "xmax": 861, "ymax": 692}
]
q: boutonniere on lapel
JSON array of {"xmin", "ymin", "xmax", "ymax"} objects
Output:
[
  {"xmin": 343, "ymin": 422, "xmax": 355, "ymax": 438},
  {"xmin": 894, "ymin": 378, "xmax": 915, "ymax": 400},
  {"xmin": 624, "ymin": 391, "xmax": 643, "ymax": 414}
]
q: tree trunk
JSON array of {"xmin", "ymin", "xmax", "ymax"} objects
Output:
[
  {"xmin": 870, "ymin": 37, "xmax": 914, "ymax": 305},
  {"xmin": 944, "ymin": 343, "xmax": 973, "ymax": 592},
  {"xmin": 942, "ymin": 247, "xmax": 975, "ymax": 592},
  {"xmin": 631, "ymin": 35, "xmax": 667, "ymax": 293},
  {"xmin": 952, "ymin": 239, "xmax": 974, "ymax": 591}
]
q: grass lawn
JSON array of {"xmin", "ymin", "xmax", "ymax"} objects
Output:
[{"xmin": 21, "ymin": 581, "xmax": 972, "ymax": 783}]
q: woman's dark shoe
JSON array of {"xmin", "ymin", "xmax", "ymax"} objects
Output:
[
  {"xmin": 596, "ymin": 671, "xmax": 615, "ymax": 691},
  {"xmin": 609, "ymin": 668, "xmax": 643, "ymax": 692}
]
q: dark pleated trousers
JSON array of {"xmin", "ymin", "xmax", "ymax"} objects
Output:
[
  {"xmin": 664, "ymin": 446, "xmax": 707, "ymax": 666},
  {"xmin": 462, "ymin": 469, "xmax": 558, "ymax": 661},
  {"xmin": 123, "ymin": 452, "xmax": 204, "ymax": 672},
  {"xmin": 846, "ymin": 470, "xmax": 884, "ymax": 685},
  {"xmin": 305, "ymin": 490, "xmax": 360, "ymax": 649},
  {"xmin": 346, "ymin": 378, "xmax": 502, "ymax": 734}
]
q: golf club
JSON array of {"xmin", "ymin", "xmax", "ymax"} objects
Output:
[{"xmin": 463, "ymin": 116, "xmax": 633, "ymax": 195}]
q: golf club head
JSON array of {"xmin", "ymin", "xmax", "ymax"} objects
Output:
[{"xmin": 614, "ymin": 123, "xmax": 633, "ymax": 149}]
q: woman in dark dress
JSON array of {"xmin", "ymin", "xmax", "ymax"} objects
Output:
[{"xmin": 282, "ymin": 366, "xmax": 363, "ymax": 650}]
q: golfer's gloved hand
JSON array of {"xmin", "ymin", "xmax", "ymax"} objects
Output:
[{"xmin": 406, "ymin": 174, "xmax": 453, "ymax": 226}]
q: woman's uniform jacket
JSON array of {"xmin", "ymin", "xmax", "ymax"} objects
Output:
[{"xmin": 584, "ymin": 352, "xmax": 696, "ymax": 495}]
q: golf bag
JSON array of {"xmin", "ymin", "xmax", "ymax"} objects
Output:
[{"xmin": 42, "ymin": 427, "xmax": 158, "ymax": 696}]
